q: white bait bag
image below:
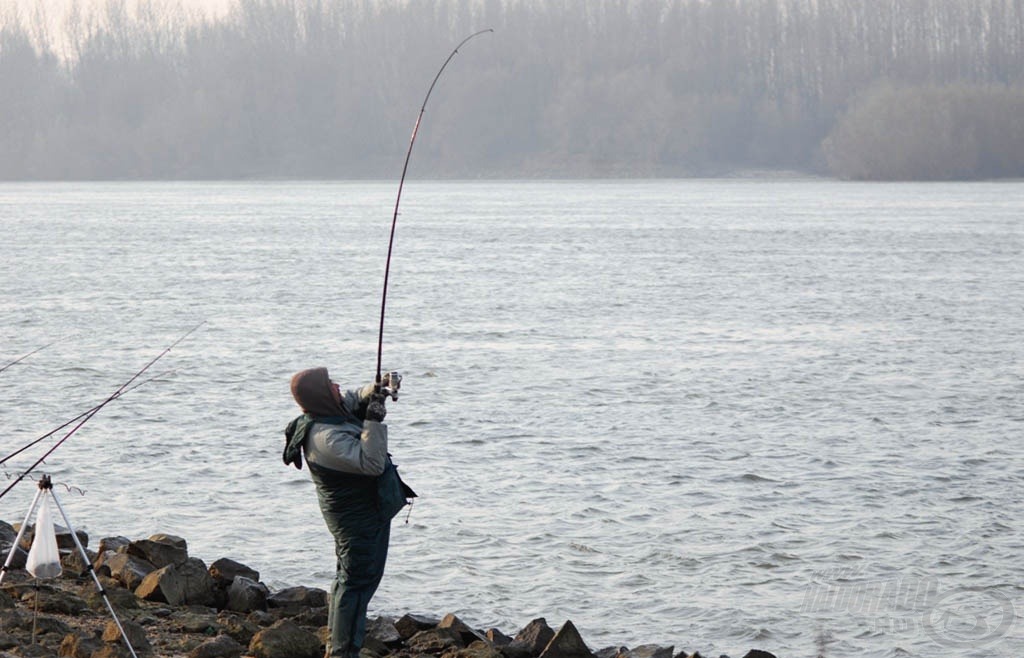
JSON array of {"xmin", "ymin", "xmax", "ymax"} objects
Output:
[{"xmin": 26, "ymin": 498, "xmax": 62, "ymax": 579}]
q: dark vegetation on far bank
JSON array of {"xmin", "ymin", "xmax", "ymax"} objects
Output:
[
  {"xmin": 1, "ymin": 0, "xmax": 1023, "ymax": 181},
  {"xmin": 0, "ymin": 521, "xmax": 777, "ymax": 658}
]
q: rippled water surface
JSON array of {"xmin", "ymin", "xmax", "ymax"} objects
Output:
[{"xmin": 1, "ymin": 180, "xmax": 1022, "ymax": 657}]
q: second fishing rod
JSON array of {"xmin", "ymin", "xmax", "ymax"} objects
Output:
[{"xmin": 373, "ymin": 29, "xmax": 493, "ymax": 396}]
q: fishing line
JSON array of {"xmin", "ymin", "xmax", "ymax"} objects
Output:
[
  {"xmin": 0, "ymin": 471, "xmax": 85, "ymax": 495},
  {"xmin": 0, "ymin": 322, "xmax": 204, "ymax": 502},
  {"xmin": 375, "ymin": 29, "xmax": 493, "ymax": 384},
  {"xmin": 0, "ymin": 368, "xmax": 181, "ymax": 468}
]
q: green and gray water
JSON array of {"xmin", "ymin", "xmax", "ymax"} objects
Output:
[{"xmin": 1, "ymin": 180, "xmax": 1021, "ymax": 657}]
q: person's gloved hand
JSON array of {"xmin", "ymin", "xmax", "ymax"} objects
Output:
[{"xmin": 365, "ymin": 393, "xmax": 387, "ymax": 422}]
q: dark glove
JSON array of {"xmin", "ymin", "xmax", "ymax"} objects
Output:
[{"xmin": 365, "ymin": 394, "xmax": 387, "ymax": 422}]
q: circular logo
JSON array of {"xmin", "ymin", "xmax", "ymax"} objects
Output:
[{"xmin": 923, "ymin": 587, "xmax": 1016, "ymax": 648}]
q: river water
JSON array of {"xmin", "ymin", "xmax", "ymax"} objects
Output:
[{"xmin": 0, "ymin": 180, "xmax": 1021, "ymax": 657}]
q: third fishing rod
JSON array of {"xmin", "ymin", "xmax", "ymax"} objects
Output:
[{"xmin": 375, "ymin": 29, "xmax": 493, "ymax": 388}]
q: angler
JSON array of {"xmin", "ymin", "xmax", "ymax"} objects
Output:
[{"xmin": 281, "ymin": 31, "xmax": 491, "ymax": 658}]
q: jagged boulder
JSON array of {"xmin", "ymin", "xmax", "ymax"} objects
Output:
[
  {"xmin": 209, "ymin": 558, "xmax": 260, "ymax": 588},
  {"xmin": 135, "ymin": 557, "xmax": 216, "ymax": 606},
  {"xmin": 266, "ymin": 585, "xmax": 326, "ymax": 610},
  {"xmin": 514, "ymin": 618, "xmax": 556, "ymax": 656},
  {"xmin": 741, "ymin": 651, "xmax": 776, "ymax": 658},
  {"xmin": 539, "ymin": 621, "xmax": 594, "ymax": 658},
  {"xmin": 95, "ymin": 550, "xmax": 157, "ymax": 590},
  {"xmin": 60, "ymin": 546, "xmax": 95, "ymax": 575},
  {"xmin": 127, "ymin": 535, "xmax": 188, "ymax": 568},
  {"xmin": 439, "ymin": 613, "xmax": 488, "ymax": 646},
  {"xmin": 188, "ymin": 634, "xmax": 245, "ymax": 658},
  {"xmin": 249, "ymin": 619, "xmax": 321, "ymax": 658},
  {"xmin": 487, "ymin": 628, "xmax": 513, "ymax": 646},
  {"xmin": 395, "ymin": 613, "xmax": 441, "ymax": 640},
  {"xmin": 226, "ymin": 576, "xmax": 269, "ymax": 613}
]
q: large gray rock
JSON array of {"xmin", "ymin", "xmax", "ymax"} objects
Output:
[
  {"xmin": 60, "ymin": 546, "xmax": 95, "ymax": 576},
  {"xmin": 209, "ymin": 558, "xmax": 260, "ymax": 587},
  {"xmin": 135, "ymin": 557, "xmax": 215, "ymax": 606},
  {"xmin": 266, "ymin": 585, "xmax": 326, "ymax": 610},
  {"xmin": 741, "ymin": 652, "xmax": 776, "ymax": 658},
  {"xmin": 127, "ymin": 535, "xmax": 188, "ymax": 568},
  {"xmin": 226, "ymin": 576, "xmax": 269, "ymax": 613},
  {"xmin": 0, "ymin": 520, "xmax": 16, "ymax": 545},
  {"xmin": 248, "ymin": 619, "xmax": 321, "ymax": 658},
  {"xmin": 514, "ymin": 619, "xmax": 556, "ymax": 656},
  {"xmin": 367, "ymin": 616, "xmax": 403, "ymax": 646},
  {"xmin": 95, "ymin": 550, "xmax": 157, "ymax": 590},
  {"xmin": 97, "ymin": 536, "xmax": 131, "ymax": 554},
  {"xmin": 538, "ymin": 621, "xmax": 594, "ymax": 658}
]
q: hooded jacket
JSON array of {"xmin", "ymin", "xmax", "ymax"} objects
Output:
[
  {"xmin": 284, "ymin": 367, "xmax": 414, "ymax": 521},
  {"xmin": 284, "ymin": 367, "xmax": 386, "ymax": 476}
]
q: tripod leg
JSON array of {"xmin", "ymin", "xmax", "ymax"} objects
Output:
[
  {"xmin": 0, "ymin": 486, "xmax": 44, "ymax": 587},
  {"xmin": 48, "ymin": 490, "xmax": 139, "ymax": 658}
]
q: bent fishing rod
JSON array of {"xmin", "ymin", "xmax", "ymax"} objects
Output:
[
  {"xmin": 0, "ymin": 368, "xmax": 180, "ymax": 468},
  {"xmin": 375, "ymin": 29, "xmax": 493, "ymax": 385},
  {"xmin": 0, "ymin": 322, "xmax": 204, "ymax": 502}
]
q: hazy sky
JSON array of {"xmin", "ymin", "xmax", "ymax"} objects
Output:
[{"xmin": 11, "ymin": 0, "xmax": 235, "ymax": 19}]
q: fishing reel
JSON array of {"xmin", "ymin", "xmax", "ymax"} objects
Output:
[{"xmin": 378, "ymin": 371, "xmax": 402, "ymax": 401}]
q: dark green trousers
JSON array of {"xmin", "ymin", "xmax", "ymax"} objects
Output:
[{"xmin": 310, "ymin": 464, "xmax": 391, "ymax": 658}]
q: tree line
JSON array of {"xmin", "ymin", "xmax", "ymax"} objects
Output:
[{"xmin": 1, "ymin": 0, "xmax": 1023, "ymax": 180}]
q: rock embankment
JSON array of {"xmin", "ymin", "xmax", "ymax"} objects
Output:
[{"xmin": 0, "ymin": 520, "xmax": 777, "ymax": 658}]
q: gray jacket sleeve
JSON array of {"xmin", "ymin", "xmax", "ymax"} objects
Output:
[
  {"xmin": 305, "ymin": 420, "xmax": 388, "ymax": 476},
  {"xmin": 342, "ymin": 383, "xmax": 377, "ymax": 418}
]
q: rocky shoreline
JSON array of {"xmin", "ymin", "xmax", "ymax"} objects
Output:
[{"xmin": 0, "ymin": 521, "xmax": 778, "ymax": 658}]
